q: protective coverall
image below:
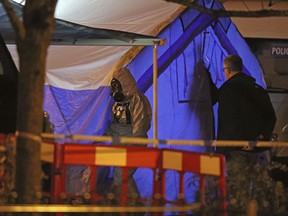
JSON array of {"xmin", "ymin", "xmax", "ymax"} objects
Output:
[
  {"xmin": 65, "ymin": 68, "xmax": 152, "ymax": 202},
  {"xmin": 105, "ymin": 68, "xmax": 152, "ymax": 202}
]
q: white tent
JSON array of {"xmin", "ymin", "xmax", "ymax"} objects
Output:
[{"xmin": 6, "ymin": 0, "xmax": 182, "ymax": 90}]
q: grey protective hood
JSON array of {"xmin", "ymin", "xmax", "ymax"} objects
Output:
[{"xmin": 113, "ymin": 68, "xmax": 138, "ymax": 99}]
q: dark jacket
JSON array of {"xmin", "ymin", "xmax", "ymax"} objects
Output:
[
  {"xmin": 211, "ymin": 72, "xmax": 276, "ymax": 152},
  {"xmin": 218, "ymin": 73, "xmax": 260, "ymax": 141}
]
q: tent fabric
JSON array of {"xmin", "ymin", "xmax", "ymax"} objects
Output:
[
  {"xmin": 5, "ymin": 0, "xmax": 266, "ymax": 206},
  {"xmin": 54, "ymin": 0, "xmax": 183, "ymax": 35},
  {"xmin": 0, "ymin": 1, "xmax": 164, "ymax": 46}
]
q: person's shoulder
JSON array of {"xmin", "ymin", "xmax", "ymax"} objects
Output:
[
  {"xmin": 130, "ymin": 92, "xmax": 149, "ymax": 102},
  {"xmin": 129, "ymin": 92, "xmax": 152, "ymax": 112},
  {"xmin": 252, "ymin": 83, "xmax": 269, "ymax": 98},
  {"xmin": 234, "ymin": 72, "xmax": 254, "ymax": 81},
  {"xmin": 220, "ymin": 73, "xmax": 253, "ymax": 93},
  {"xmin": 232, "ymin": 73, "xmax": 256, "ymax": 87}
]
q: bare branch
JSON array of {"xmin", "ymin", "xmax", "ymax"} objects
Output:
[
  {"xmin": 165, "ymin": 0, "xmax": 288, "ymax": 17},
  {"xmin": 0, "ymin": 0, "xmax": 25, "ymax": 40}
]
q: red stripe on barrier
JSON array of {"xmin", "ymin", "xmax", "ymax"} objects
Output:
[
  {"xmin": 182, "ymin": 153, "xmax": 200, "ymax": 173},
  {"xmin": 126, "ymin": 147, "xmax": 161, "ymax": 168},
  {"xmin": 63, "ymin": 144, "xmax": 96, "ymax": 165}
]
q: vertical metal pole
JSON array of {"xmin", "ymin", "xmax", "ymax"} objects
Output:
[{"xmin": 153, "ymin": 43, "xmax": 158, "ymax": 147}]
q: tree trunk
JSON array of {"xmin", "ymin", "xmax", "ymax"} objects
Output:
[
  {"xmin": 15, "ymin": 38, "xmax": 47, "ymax": 204},
  {"xmin": 12, "ymin": 1, "xmax": 57, "ymax": 207}
]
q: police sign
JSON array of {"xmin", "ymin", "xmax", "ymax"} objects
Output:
[{"xmin": 271, "ymin": 45, "xmax": 288, "ymax": 57}]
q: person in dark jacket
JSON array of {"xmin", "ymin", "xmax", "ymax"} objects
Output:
[
  {"xmin": 206, "ymin": 55, "xmax": 276, "ymax": 205},
  {"xmin": 209, "ymin": 54, "xmax": 276, "ymax": 165}
]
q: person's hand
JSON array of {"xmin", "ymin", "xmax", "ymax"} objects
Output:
[
  {"xmin": 242, "ymin": 145, "xmax": 254, "ymax": 151},
  {"xmin": 257, "ymin": 134, "xmax": 264, "ymax": 141}
]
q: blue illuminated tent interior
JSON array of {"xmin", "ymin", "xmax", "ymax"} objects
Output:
[
  {"xmin": 127, "ymin": 0, "xmax": 265, "ymax": 144},
  {"xmin": 1, "ymin": 0, "xmax": 266, "ymax": 204},
  {"xmin": 123, "ymin": 0, "xmax": 265, "ymax": 201}
]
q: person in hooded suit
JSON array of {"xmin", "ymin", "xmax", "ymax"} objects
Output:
[{"xmin": 105, "ymin": 68, "xmax": 152, "ymax": 203}]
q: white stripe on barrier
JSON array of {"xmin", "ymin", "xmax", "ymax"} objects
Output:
[
  {"xmin": 163, "ymin": 151, "xmax": 182, "ymax": 171},
  {"xmin": 95, "ymin": 146, "xmax": 127, "ymax": 166},
  {"xmin": 200, "ymin": 155, "xmax": 220, "ymax": 176},
  {"xmin": 40, "ymin": 142, "xmax": 54, "ymax": 163}
]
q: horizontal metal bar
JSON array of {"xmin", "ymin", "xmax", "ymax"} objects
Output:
[
  {"xmin": 0, "ymin": 204, "xmax": 201, "ymax": 213},
  {"xmin": 41, "ymin": 133, "xmax": 288, "ymax": 147}
]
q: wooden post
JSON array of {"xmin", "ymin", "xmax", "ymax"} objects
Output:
[{"xmin": 247, "ymin": 199, "xmax": 258, "ymax": 216}]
